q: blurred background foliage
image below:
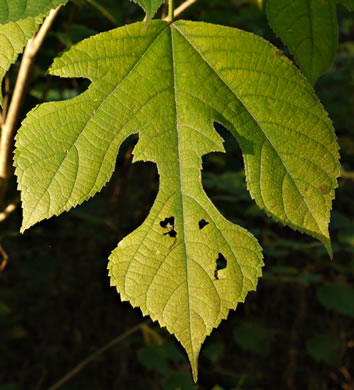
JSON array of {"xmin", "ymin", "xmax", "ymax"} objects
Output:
[{"xmin": 0, "ymin": 0, "xmax": 353, "ymax": 389}]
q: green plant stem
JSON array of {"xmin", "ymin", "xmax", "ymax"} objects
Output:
[
  {"xmin": 168, "ymin": 0, "xmax": 174, "ymax": 22},
  {"xmin": 163, "ymin": 0, "xmax": 198, "ymax": 21},
  {"xmin": 48, "ymin": 320, "xmax": 149, "ymax": 390}
]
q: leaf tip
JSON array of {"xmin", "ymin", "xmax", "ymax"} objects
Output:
[
  {"xmin": 189, "ymin": 354, "xmax": 199, "ymax": 383},
  {"xmin": 323, "ymin": 238, "xmax": 333, "ymax": 260}
]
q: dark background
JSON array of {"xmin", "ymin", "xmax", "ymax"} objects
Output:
[{"xmin": 0, "ymin": 0, "xmax": 353, "ymax": 389}]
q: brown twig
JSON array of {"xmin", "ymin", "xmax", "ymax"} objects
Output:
[
  {"xmin": 0, "ymin": 74, "xmax": 10, "ymax": 126},
  {"xmin": 48, "ymin": 320, "xmax": 149, "ymax": 390},
  {"xmin": 0, "ymin": 6, "xmax": 63, "ymax": 205},
  {"xmin": 161, "ymin": 0, "xmax": 168, "ymax": 19},
  {"xmin": 0, "ymin": 243, "xmax": 8, "ymax": 271},
  {"xmin": 341, "ymin": 168, "xmax": 354, "ymax": 181},
  {"xmin": 0, "ymin": 196, "xmax": 20, "ymax": 222}
]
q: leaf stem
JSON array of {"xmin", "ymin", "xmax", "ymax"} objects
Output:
[
  {"xmin": 168, "ymin": 0, "xmax": 174, "ymax": 22},
  {"xmin": 164, "ymin": 0, "xmax": 198, "ymax": 21}
]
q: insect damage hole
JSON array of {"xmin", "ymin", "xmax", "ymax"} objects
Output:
[
  {"xmin": 198, "ymin": 219, "xmax": 209, "ymax": 230},
  {"xmin": 160, "ymin": 216, "xmax": 177, "ymax": 249},
  {"xmin": 214, "ymin": 253, "xmax": 227, "ymax": 280},
  {"xmin": 160, "ymin": 216, "xmax": 176, "ymax": 237}
]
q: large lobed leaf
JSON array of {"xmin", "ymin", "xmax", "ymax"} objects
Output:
[
  {"xmin": 0, "ymin": 0, "xmax": 68, "ymax": 105},
  {"xmin": 131, "ymin": 0, "xmax": 165, "ymax": 20},
  {"xmin": 266, "ymin": 0, "xmax": 338, "ymax": 84},
  {"xmin": 14, "ymin": 20, "xmax": 340, "ymax": 379}
]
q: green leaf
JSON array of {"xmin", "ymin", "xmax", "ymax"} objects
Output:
[
  {"xmin": 233, "ymin": 323, "xmax": 272, "ymax": 356},
  {"xmin": 14, "ymin": 20, "xmax": 339, "ymax": 379},
  {"xmin": 306, "ymin": 335, "xmax": 342, "ymax": 365},
  {"xmin": 0, "ymin": 0, "xmax": 65, "ymax": 23},
  {"xmin": 202, "ymin": 342, "xmax": 224, "ymax": 362},
  {"xmin": 266, "ymin": 0, "xmax": 338, "ymax": 84},
  {"xmin": 317, "ymin": 283, "xmax": 354, "ymax": 318},
  {"xmin": 137, "ymin": 341, "xmax": 184, "ymax": 374},
  {"xmin": 337, "ymin": 221, "xmax": 354, "ymax": 247},
  {"xmin": 131, "ymin": 0, "xmax": 165, "ymax": 20},
  {"xmin": 0, "ymin": 15, "xmax": 42, "ymax": 104},
  {"xmin": 0, "ymin": 0, "xmax": 68, "ymax": 105},
  {"xmin": 162, "ymin": 372, "xmax": 197, "ymax": 390}
]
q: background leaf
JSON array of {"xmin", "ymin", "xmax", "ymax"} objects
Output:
[
  {"xmin": 266, "ymin": 0, "xmax": 338, "ymax": 84},
  {"xmin": 131, "ymin": 0, "xmax": 165, "ymax": 20},
  {"xmin": 14, "ymin": 19, "xmax": 339, "ymax": 379},
  {"xmin": 306, "ymin": 335, "xmax": 343, "ymax": 365},
  {"xmin": 233, "ymin": 323, "xmax": 272, "ymax": 356},
  {"xmin": 317, "ymin": 283, "xmax": 354, "ymax": 318},
  {"xmin": 137, "ymin": 341, "xmax": 184, "ymax": 374}
]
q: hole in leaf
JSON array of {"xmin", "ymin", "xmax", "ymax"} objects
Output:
[
  {"xmin": 160, "ymin": 216, "xmax": 175, "ymax": 228},
  {"xmin": 160, "ymin": 216, "xmax": 177, "ymax": 238},
  {"xmin": 216, "ymin": 253, "xmax": 227, "ymax": 270},
  {"xmin": 198, "ymin": 219, "xmax": 209, "ymax": 229},
  {"xmin": 164, "ymin": 229, "xmax": 177, "ymax": 238},
  {"xmin": 214, "ymin": 253, "xmax": 227, "ymax": 280},
  {"xmin": 41, "ymin": 76, "xmax": 91, "ymax": 102}
]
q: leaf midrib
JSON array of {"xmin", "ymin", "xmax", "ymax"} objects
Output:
[{"xmin": 170, "ymin": 24, "xmax": 194, "ymax": 360}]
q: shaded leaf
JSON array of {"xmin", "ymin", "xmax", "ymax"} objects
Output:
[
  {"xmin": 202, "ymin": 342, "xmax": 224, "ymax": 362},
  {"xmin": 56, "ymin": 24, "xmax": 97, "ymax": 48},
  {"xmin": 266, "ymin": 0, "xmax": 338, "ymax": 84},
  {"xmin": 162, "ymin": 372, "xmax": 197, "ymax": 390},
  {"xmin": 233, "ymin": 323, "xmax": 272, "ymax": 356},
  {"xmin": 138, "ymin": 341, "xmax": 185, "ymax": 374},
  {"xmin": 15, "ymin": 20, "xmax": 339, "ymax": 379},
  {"xmin": 337, "ymin": 223, "xmax": 354, "ymax": 247},
  {"xmin": 131, "ymin": 0, "xmax": 165, "ymax": 20},
  {"xmin": 317, "ymin": 283, "xmax": 354, "ymax": 318},
  {"xmin": 306, "ymin": 335, "xmax": 343, "ymax": 365}
]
